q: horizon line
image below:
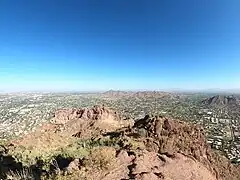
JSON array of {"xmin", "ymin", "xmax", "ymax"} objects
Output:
[{"xmin": 0, "ymin": 88, "xmax": 240, "ymax": 94}]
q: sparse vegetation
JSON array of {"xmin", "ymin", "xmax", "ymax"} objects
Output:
[
  {"xmin": 6, "ymin": 168, "xmax": 34, "ymax": 180},
  {"xmin": 84, "ymin": 146, "xmax": 116, "ymax": 170},
  {"xmin": 0, "ymin": 92, "xmax": 240, "ymax": 179}
]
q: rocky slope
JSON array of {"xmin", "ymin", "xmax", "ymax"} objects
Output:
[
  {"xmin": 0, "ymin": 106, "xmax": 239, "ymax": 180},
  {"xmin": 126, "ymin": 115, "xmax": 239, "ymax": 180}
]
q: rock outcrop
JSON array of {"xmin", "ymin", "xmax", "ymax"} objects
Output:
[
  {"xmin": 53, "ymin": 105, "xmax": 120, "ymax": 124},
  {"xmin": 131, "ymin": 151, "xmax": 217, "ymax": 180},
  {"xmin": 12, "ymin": 105, "xmax": 132, "ymax": 149},
  {"xmin": 125, "ymin": 115, "xmax": 240, "ymax": 180},
  {"xmin": 8, "ymin": 107, "xmax": 240, "ymax": 180}
]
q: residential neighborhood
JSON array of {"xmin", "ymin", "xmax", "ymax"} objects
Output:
[{"xmin": 0, "ymin": 92, "xmax": 240, "ymax": 163}]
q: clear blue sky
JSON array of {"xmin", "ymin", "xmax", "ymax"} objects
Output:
[{"xmin": 0, "ymin": 0, "xmax": 240, "ymax": 92}]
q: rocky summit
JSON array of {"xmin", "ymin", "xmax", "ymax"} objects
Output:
[
  {"xmin": 0, "ymin": 106, "xmax": 239, "ymax": 180},
  {"xmin": 53, "ymin": 105, "xmax": 120, "ymax": 124}
]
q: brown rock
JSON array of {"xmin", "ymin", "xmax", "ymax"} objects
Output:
[
  {"xmin": 12, "ymin": 106, "xmax": 240, "ymax": 180},
  {"xmin": 135, "ymin": 172, "xmax": 162, "ymax": 180},
  {"xmin": 117, "ymin": 150, "xmax": 134, "ymax": 164},
  {"xmin": 53, "ymin": 109, "xmax": 76, "ymax": 124},
  {"xmin": 53, "ymin": 105, "xmax": 120, "ymax": 125},
  {"xmin": 64, "ymin": 159, "xmax": 80, "ymax": 175},
  {"xmin": 129, "ymin": 115, "xmax": 240, "ymax": 180},
  {"xmin": 132, "ymin": 151, "xmax": 164, "ymax": 175}
]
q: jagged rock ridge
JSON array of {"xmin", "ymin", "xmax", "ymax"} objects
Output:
[
  {"xmin": 125, "ymin": 115, "xmax": 240, "ymax": 180},
  {"xmin": 4, "ymin": 106, "xmax": 240, "ymax": 180},
  {"xmin": 53, "ymin": 105, "xmax": 120, "ymax": 124}
]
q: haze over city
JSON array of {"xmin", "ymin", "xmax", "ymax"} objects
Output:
[{"xmin": 1, "ymin": 0, "xmax": 240, "ymax": 92}]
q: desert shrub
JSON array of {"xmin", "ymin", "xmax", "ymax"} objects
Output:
[
  {"xmin": 5, "ymin": 137, "xmax": 122, "ymax": 179},
  {"xmin": 76, "ymin": 137, "xmax": 120, "ymax": 149},
  {"xmin": 128, "ymin": 139, "xmax": 145, "ymax": 150},
  {"xmin": 6, "ymin": 168, "xmax": 34, "ymax": 180},
  {"xmin": 8, "ymin": 142, "xmax": 90, "ymax": 169},
  {"xmin": 85, "ymin": 147, "xmax": 116, "ymax": 170},
  {"xmin": 46, "ymin": 171, "xmax": 86, "ymax": 180},
  {"xmin": 57, "ymin": 145, "xmax": 90, "ymax": 159},
  {"xmin": 9, "ymin": 148, "xmax": 41, "ymax": 167}
]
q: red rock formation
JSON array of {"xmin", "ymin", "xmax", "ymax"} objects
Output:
[
  {"xmin": 130, "ymin": 115, "xmax": 240, "ymax": 180},
  {"xmin": 10, "ymin": 107, "xmax": 240, "ymax": 180},
  {"xmin": 53, "ymin": 105, "xmax": 120, "ymax": 124}
]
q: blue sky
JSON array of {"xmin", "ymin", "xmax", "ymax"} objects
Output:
[{"xmin": 0, "ymin": 0, "xmax": 240, "ymax": 92}]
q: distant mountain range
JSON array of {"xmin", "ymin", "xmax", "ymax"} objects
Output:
[{"xmin": 202, "ymin": 95, "xmax": 240, "ymax": 106}]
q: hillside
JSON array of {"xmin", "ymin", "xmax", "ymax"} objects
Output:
[
  {"xmin": 202, "ymin": 95, "xmax": 239, "ymax": 107},
  {"xmin": 0, "ymin": 105, "xmax": 239, "ymax": 180}
]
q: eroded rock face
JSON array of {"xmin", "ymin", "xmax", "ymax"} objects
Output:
[
  {"xmin": 132, "ymin": 151, "xmax": 164, "ymax": 175},
  {"xmin": 131, "ymin": 151, "xmax": 217, "ymax": 180},
  {"xmin": 63, "ymin": 159, "xmax": 80, "ymax": 175},
  {"xmin": 53, "ymin": 109, "xmax": 79, "ymax": 124},
  {"xmin": 12, "ymin": 106, "xmax": 132, "ymax": 149},
  {"xmin": 53, "ymin": 105, "xmax": 120, "ymax": 124},
  {"xmin": 133, "ymin": 115, "xmax": 208, "ymax": 158},
  {"xmin": 9, "ymin": 107, "xmax": 240, "ymax": 180},
  {"xmin": 99, "ymin": 149, "xmax": 216, "ymax": 180},
  {"xmin": 129, "ymin": 115, "xmax": 240, "ymax": 180},
  {"xmin": 117, "ymin": 150, "xmax": 135, "ymax": 164}
]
